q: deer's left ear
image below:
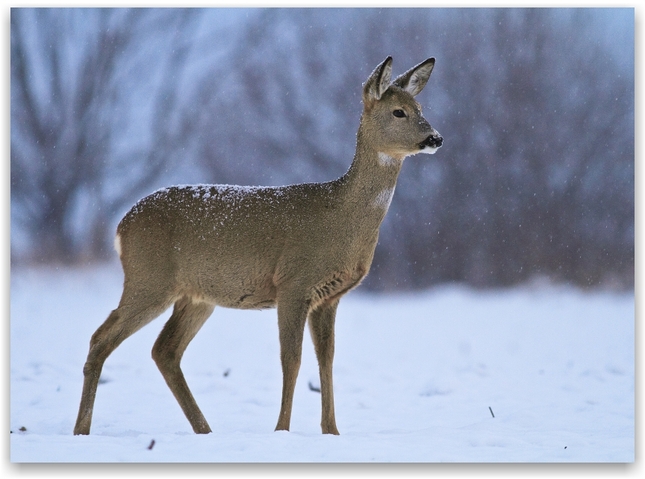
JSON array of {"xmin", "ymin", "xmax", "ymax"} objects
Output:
[{"xmin": 393, "ymin": 58, "xmax": 435, "ymax": 97}]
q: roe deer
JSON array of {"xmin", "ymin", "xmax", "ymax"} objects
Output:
[{"xmin": 73, "ymin": 56, "xmax": 442, "ymax": 436}]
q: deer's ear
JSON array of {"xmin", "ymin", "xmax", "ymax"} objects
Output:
[
  {"xmin": 393, "ymin": 58, "xmax": 435, "ymax": 97},
  {"xmin": 363, "ymin": 56, "xmax": 393, "ymax": 107}
]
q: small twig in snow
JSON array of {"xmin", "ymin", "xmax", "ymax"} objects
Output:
[
  {"xmin": 489, "ymin": 406, "xmax": 495, "ymax": 418},
  {"xmin": 308, "ymin": 381, "xmax": 321, "ymax": 393}
]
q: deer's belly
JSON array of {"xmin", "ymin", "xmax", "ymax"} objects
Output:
[{"xmin": 181, "ymin": 267, "xmax": 278, "ymax": 310}]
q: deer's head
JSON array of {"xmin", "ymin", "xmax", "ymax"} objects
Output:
[{"xmin": 361, "ymin": 56, "xmax": 443, "ymax": 161}]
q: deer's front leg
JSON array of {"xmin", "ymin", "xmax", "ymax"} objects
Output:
[
  {"xmin": 308, "ymin": 299, "xmax": 340, "ymax": 435},
  {"xmin": 274, "ymin": 295, "xmax": 309, "ymax": 432}
]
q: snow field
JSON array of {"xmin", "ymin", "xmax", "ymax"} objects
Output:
[{"xmin": 9, "ymin": 264, "xmax": 634, "ymax": 463}]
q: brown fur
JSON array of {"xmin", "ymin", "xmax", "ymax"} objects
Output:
[{"xmin": 73, "ymin": 56, "xmax": 442, "ymax": 436}]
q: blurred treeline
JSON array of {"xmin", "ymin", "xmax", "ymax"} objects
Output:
[{"xmin": 10, "ymin": 8, "xmax": 634, "ymax": 290}]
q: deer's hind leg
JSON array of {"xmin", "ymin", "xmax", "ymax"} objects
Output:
[
  {"xmin": 152, "ymin": 296, "xmax": 215, "ymax": 434},
  {"xmin": 74, "ymin": 282, "xmax": 175, "ymax": 435}
]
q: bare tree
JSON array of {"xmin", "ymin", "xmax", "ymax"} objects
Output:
[
  {"xmin": 397, "ymin": 8, "xmax": 634, "ymax": 289},
  {"xmin": 11, "ymin": 8, "xmax": 201, "ymax": 263}
]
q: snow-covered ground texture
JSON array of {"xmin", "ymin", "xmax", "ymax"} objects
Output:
[{"xmin": 10, "ymin": 264, "xmax": 634, "ymax": 463}]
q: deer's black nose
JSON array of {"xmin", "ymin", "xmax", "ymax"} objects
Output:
[
  {"xmin": 421, "ymin": 134, "xmax": 443, "ymax": 149},
  {"xmin": 428, "ymin": 134, "xmax": 443, "ymax": 148}
]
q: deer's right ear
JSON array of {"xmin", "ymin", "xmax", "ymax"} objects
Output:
[{"xmin": 362, "ymin": 56, "xmax": 393, "ymax": 108}]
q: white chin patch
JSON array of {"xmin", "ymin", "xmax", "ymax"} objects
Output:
[
  {"xmin": 418, "ymin": 146, "xmax": 439, "ymax": 155},
  {"xmin": 114, "ymin": 233, "xmax": 122, "ymax": 257}
]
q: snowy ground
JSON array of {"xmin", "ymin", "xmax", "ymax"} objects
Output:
[{"xmin": 9, "ymin": 263, "xmax": 634, "ymax": 463}]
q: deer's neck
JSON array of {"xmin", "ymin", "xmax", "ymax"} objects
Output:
[{"xmin": 339, "ymin": 125, "xmax": 404, "ymax": 223}]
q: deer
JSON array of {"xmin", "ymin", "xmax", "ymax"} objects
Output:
[{"xmin": 73, "ymin": 56, "xmax": 443, "ymax": 436}]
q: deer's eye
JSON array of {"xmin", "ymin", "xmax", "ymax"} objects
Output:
[{"xmin": 392, "ymin": 109, "xmax": 406, "ymax": 118}]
